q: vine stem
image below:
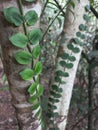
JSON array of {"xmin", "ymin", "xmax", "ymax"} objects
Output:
[
  {"xmin": 17, "ymin": 0, "xmax": 32, "ymax": 53},
  {"xmin": 40, "ymin": 0, "xmax": 72, "ymax": 45},
  {"xmin": 17, "ymin": 0, "xmax": 43, "ymax": 125}
]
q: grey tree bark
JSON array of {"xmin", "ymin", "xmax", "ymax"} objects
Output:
[
  {"xmin": 47, "ymin": 0, "xmax": 89, "ymax": 130},
  {"xmin": 0, "ymin": 0, "xmax": 42, "ymax": 130}
]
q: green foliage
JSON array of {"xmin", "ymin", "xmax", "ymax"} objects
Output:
[
  {"xmin": 28, "ymin": 82, "xmax": 38, "ymax": 94},
  {"xmin": 79, "ymin": 24, "xmax": 86, "ymax": 31},
  {"xmin": 3, "ymin": 7, "xmax": 23, "ymax": 26},
  {"xmin": 37, "ymin": 85, "xmax": 44, "ymax": 96},
  {"xmin": 83, "ymin": 14, "xmax": 90, "ymax": 22},
  {"xmin": 15, "ymin": 51, "xmax": 32, "ymax": 64},
  {"xmin": 3, "ymin": 3, "xmax": 44, "ymax": 126},
  {"xmin": 32, "ymin": 45, "xmax": 41, "ymax": 59},
  {"xmin": 20, "ymin": 68, "xmax": 34, "ymax": 80},
  {"xmin": 25, "ymin": 10, "xmax": 38, "ymax": 26},
  {"xmin": 28, "ymin": 29, "xmax": 42, "ymax": 45},
  {"xmin": 25, "ymin": 0, "xmax": 36, "ymax": 2},
  {"xmin": 34, "ymin": 61, "xmax": 43, "ymax": 75},
  {"xmin": 9, "ymin": 33, "xmax": 28, "ymax": 48},
  {"xmin": 85, "ymin": 5, "xmax": 90, "ymax": 12}
]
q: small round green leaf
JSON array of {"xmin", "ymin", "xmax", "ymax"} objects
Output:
[
  {"xmin": 28, "ymin": 29, "xmax": 42, "ymax": 45},
  {"xmin": 85, "ymin": 5, "xmax": 90, "ymax": 12},
  {"xmin": 15, "ymin": 51, "xmax": 32, "ymax": 64},
  {"xmin": 25, "ymin": 10, "xmax": 38, "ymax": 26},
  {"xmin": 83, "ymin": 14, "xmax": 90, "ymax": 22},
  {"xmin": 20, "ymin": 68, "xmax": 34, "ymax": 80},
  {"xmin": 61, "ymin": 52, "xmax": 69, "ymax": 59},
  {"xmin": 9, "ymin": 33, "xmax": 28, "ymax": 48},
  {"xmin": 79, "ymin": 24, "xmax": 86, "ymax": 31},
  {"xmin": 80, "ymin": 34, "xmax": 85, "ymax": 39},
  {"xmin": 67, "ymin": 44, "xmax": 74, "ymax": 50},
  {"xmin": 32, "ymin": 45, "xmax": 41, "ymax": 58},
  {"xmin": 65, "ymin": 63, "xmax": 73, "ymax": 69},
  {"xmin": 56, "ymin": 70, "xmax": 69, "ymax": 77},
  {"xmin": 34, "ymin": 62, "xmax": 43, "ymax": 75},
  {"xmin": 55, "ymin": 76, "xmax": 61, "ymax": 82},
  {"xmin": 3, "ymin": 7, "xmax": 23, "ymax": 26},
  {"xmin": 25, "ymin": 0, "xmax": 35, "ymax": 2},
  {"xmin": 72, "ymin": 47, "xmax": 80, "ymax": 53},
  {"xmin": 59, "ymin": 61, "xmax": 66, "ymax": 67},
  {"xmin": 33, "ymin": 102, "xmax": 40, "ymax": 110},
  {"xmin": 37, "ymin": 85, "xmax": 44, "ymax": 96},
  {"xmin": 28, "ymin": 82, "xmax": 38, "ymax": 94},
  {"xmin": 50, "ymin": 91, "xmax": 62, "ymax": 98},
  {"xmin": 29, "ymin": 94, "xmax": 38, "ymax": 103},
  {"xmin": 76, "ymin": 31, "xmax": 81, "ymax": 37},
  {"xmin": 68, "ymin": 56, "xmax": 76, "ymax": 61}
]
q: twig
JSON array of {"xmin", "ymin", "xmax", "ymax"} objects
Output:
[{"xmin": 54, "ymin": 0, "xmax": 65, "ymax": 16}]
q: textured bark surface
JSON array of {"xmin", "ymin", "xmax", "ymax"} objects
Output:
[
  {"xmin": 0, "ymin": 0, "xmax": 42, "ymax": 130},
  {"xmin": 47, "ymin": 0, "xmax": 89, "ymax": 130}
]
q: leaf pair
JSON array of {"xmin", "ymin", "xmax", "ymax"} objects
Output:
[
  {"xmin": 15, "ymin": 45, "xmax": 41, "ymax": 65},
  {"xmin": 20, "ymin": 62, "xmax": 43, "ymax": 80},
  {"xmin": 28, "ymin": 83, "xmax": 44, "ymax": 96},
  {"xmin": 3, "ymin": 7, "xmax": 38, "ymax": 26},
  {"xmin": 9, "ymin": 29, "xmax": 42, "ymax": 48}
]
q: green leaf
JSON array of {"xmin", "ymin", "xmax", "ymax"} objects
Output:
[
  {"xmin": 34, "ymin": 62, "xmax": 43, "ymax": 75},
  {"xmin": 79, "ymin": 24, "xmax": 86, "ymax": 31},
  {"xmin": 9, "ymin": 33, "xmax": 28, "ymax": 48},
  {"xmin": 28, "ymin": 82, "xmax": 38, "ymax": 94},
  {"xmin": 76, "ymin": 32, "xmax": 81, "ymax": 37},
  {"xmin": 85, "ymin": 5, "xmax": 90, "ymax": 12},
  {"xmin": 25, "ymin": 10, "xmax": 38, "ymax": 26},
  {"xmin": 29, "ymin": 94, "xmax": 38, "ymax": 103},
  {"xmin": 33, "ymin": 102, "xmax": 40, "ymax": 110},
  {"xmin": 56, "ymin": 70, "xmax": 69, "ymax": 77},
  {"xmin": 72, "ymin": 47, "xmax": 80, "ymax": 53},
  {"xmin": 49, "ymin": 97, "xmax": 59, "ymax": 103},
  {"xmin": 80, "ymin": 34, "xmax": 85, "ymax": 39},
  {"xmin": 70, "ymin": 1, "xmax": 75, "ymax": 9},
  {"xmin": 50, "ymin": 91, "xmax": 62, "ymax": 98},
  {"xmin": 68, "ymin": 56, "xmax": 76, "ymax": 61},
  {"xmin": 20, "ymin": 68, "xmax": 34, "ymax": 80},
  {"xmin": 51, "ymin": 85, "xmax": 63, "ymax": 92},
  {"xmin": 37, "ymin": 85, "xmax": 44, "ymax": 96},
  {"xmin": 51, "ymin": 85, "xmax": 59, "ymax": 91},
  {"xmin": 15, "ymin": 51, "xmax": 32, "ymax": 64},
  {"xmin": 74, "ymin": 38, "xmax": 81, "ymax": 44},
  {"xmin": 25, "ymin": 0, "xmax": 35, "ymax": 2},
  {"xmin": 61, "ymin": 53, "xmax": 69, "ymax": 59},
  {"xmin": 32, "ymin": 45, "xmax": 41, "ymax": 58},
  {"xmin": 67, "ymin": 44, "xmax": 74, "ymax": 50},
  {"xmin": 55, "ymin": 76, "xmax": 61, "ymax": 82},
  {"xmin": 3, "ymin": 7, "xmax": 23, "ymax": 26},
  {"xmin": 59, "ymin": 61, "xmax": 66, "ymax": 67},
  {"xmin": 28, "ymin": 29, "xmax": 42, "ymax": 45},
  {"xmin": 66, "ymin": 63, "xmax": 73, "ymax": 69},
  {"xmin": 83, "ymin": 14, "xmax": 90, "ymax": 22}
]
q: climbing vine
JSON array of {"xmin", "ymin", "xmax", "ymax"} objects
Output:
[
  {"xmin": 46, "ymin": 4, "xmax": 91, "ymax": 130},
  {"xmin": 3, "ymin": 0, "xmax": 44, "ymax": 127}
]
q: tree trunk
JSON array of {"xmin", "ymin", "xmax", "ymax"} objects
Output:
[
  {"xmin": 47, "ymin": 0, "xmax": 89, "ymax": 130},
  {"xmin": 0, "ymin": 0, "xmax": 42, "ymax": 130}
]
